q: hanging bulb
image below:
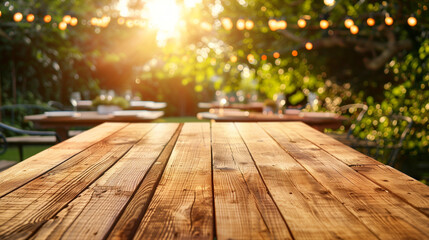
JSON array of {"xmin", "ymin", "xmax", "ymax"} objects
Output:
[
  {"xmin": 385, "ymin": 14, "xmax": 394, "ymax": 25},
  {"xmin": 221, "ymin": 18, "xmax": 233, "ymax": 30},
  {"xmin": 44, "ymin": 15, "xmax": 52, "ymax": 23},
  {"xmin": 58, "ymin": 21, "xmax": 67, "ymax": 30},
  {"xmin": 245, "ymin": 20, "xmax": 254, "ymax": 30},
  {"xmin": 236, "ymin": 19, "xmax": 245, "ymax": 30},
  {"xmin": 350, "ymin": 25, "xmax": 359, "ymax": 34},
  {"xmin": 63, "ymin": 15, "xmax": 72, "ymax": 24},
  {"xmin": 366, "ymin": 17, "xmax": 375, "ymax": 26},
  {"xmin": 277, "ymin": 20, "xmax": 287, "ymax": 30},
  {"xmin": 268, "ymin": 19, "xmax": 277, "ymax": 31},
  {"xmin": 305, "ymin": 42, "xmax": 313, "ymax": 50},
  {"xmin": 407, "ymin": 16, "xmax": 417, "ymax": 27},
  {"xmin": 273, "ymin": 52, "xmax": 280, "ymax": 58},
  {"xmin": 13, "ymin": 12, "xmax": 23, "ymax": 22},
  {"xmin": 26, "ymin": 14, "xmax": 35, "ymax": 22},
  {"xmin": 297, "ymin": 18, "xmax": 306, "ymax": 28},
  {"xmin": 320, "ymin": 20, "xmax": 329, "ymax": 29},
  {"xmin": 344, "ymin": 18, "xmax": 354, "ymax": 28},
  {"xmin": 292, "ymin": 50, "xmax": 298, "ymax": 56}
]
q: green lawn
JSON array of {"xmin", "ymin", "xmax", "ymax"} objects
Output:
[{"xmin": 1, "ymin": 145, "xmax": 50, "ymax": 162}]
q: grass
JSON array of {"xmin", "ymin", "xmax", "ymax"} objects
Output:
[
  {"xmin": 0, "ymin": 117, "xmax": 208, "ymax": 162},
  {"xmin": 1, "ymin": 145, "xmax": 50, "ymax": 162}
]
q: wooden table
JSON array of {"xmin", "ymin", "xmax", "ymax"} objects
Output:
[
  {"xmin": 197, "ymin": 111, "xmax": 346, "ymax": 131},
  {"xmin": 0, "ymin": 122, "xmax": 427, "ymax": 239},
  {"xmin": 24, "ymin": 111, "xmax": 164, "ymax": 140},
  {"xmin": 198, "ymin": 102, "xmax": 264, "ymax": 111}
]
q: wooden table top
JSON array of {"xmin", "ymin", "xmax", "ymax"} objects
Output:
[
  {"xmin": 24, "ymin": 111, "xmax": 164, "ymax": 127},
  {"xmin": 197, "ymin": 111, "xmax": 346, "ymax": 131},
  {"xmin": 198, "ymin": 102, "xmax": 264, "ymax": 111},
  {"xmin": 0, "ymin": 122, "xmax": 428, "ymax": 239}
]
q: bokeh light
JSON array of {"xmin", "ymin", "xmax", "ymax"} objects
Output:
[
  {"xmin": 367, "ymin": 18, "xmax": 375, "ymax": 26},
  {"xmin": 297, "ymin": 19, "xmax": 306, "ymax": 28},
  {"xmin": 44, "ymin": 15, "xmax": 52, "ymax": 23},
  {"xmin": 344, "ymin": 18, "xmax": 354, "ymax": 28},
  {"xmin": 13, "ymin": 12, "xmax": 23, "ymax": 22},
  {"xmin": 26, "ymin": 14, "xmax": 35, "ymax": 22},
  {"xmin": 350, "ymin": 25, "xmax": 359, "ymax": 34},
  {"xmin": 407, "ymin": 16, "xmax": 417, "ymax": 27},
  {"xmin": 59, "ymin": 21, "xmax": 67, "ymax": 30},
  {"xmin": 305, "ymin": 42, "xmax": 313, "ymax": 50},
  {"xmin": 320, "ymin": 20, "xmax": 329, "ymax": 29}
]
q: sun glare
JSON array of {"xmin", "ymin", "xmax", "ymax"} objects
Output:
[{"xmin": 145, "ymin": 0, "xmax": 180, "ymax": 32}]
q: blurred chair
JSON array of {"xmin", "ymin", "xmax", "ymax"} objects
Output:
[
  {"xmin": 367, "ymin": 114, "xmax": 413, "ymax": 166},
  {"xmin": 327, "ymin": 103, "xmax": 368, "ymax": 146},
  {"xmin": 48, "ymin": 101, "xmax": 66, "ymax": 110},
  {"xmin": 0, "ymin": 104, "xmax": 61, "ymax": 161}
]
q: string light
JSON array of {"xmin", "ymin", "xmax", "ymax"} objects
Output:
[
  {"xmin": 236, "ymin": 19, "xmax": 245, "ymax": 30},
  {"xmin": 245, "ymin": 20, "xmax": 254, "ymax": 30},
  {"xmin": 273, "ymin": 52, "xmax": 280, "ymax": 58},
  {"xmin": 366, "ymin": 18, "xmax": 375, "ymax": 26},
  {"xmin": 385, "ymin": 14, "xmax": 394, "ymax": 25},
  {"xmin": 13, "ymin": 12, "xmax": 23, "ymax": 22},
  {"xmin": 230, "ymin": 55, "xmax": 237, "ymax": 62},
  {"xmin": 268, "ymin": 19, "xmax": 277, "ymax": 31},
  {"xmin": 350, "ymin": 25, "xmax": 359, "ymax": 34},
  {"xmin": 320, "ymin": 19, "xmax": 329, "ymax": 29},
  {"xmin": 26, "ymin": 14, "xmax": 35, "ymax": 22},
  {"xmin": 58, "ymin": 21, "xmax": 67, "ymax": 30},
  {"xmin": 305, "ymin": 42, "xmax": 313, "ymax": 50},
  {"xmin": 344, "ymin": 18, "xmax": 354, "ymax": 28},
  {"xmin": 70, "ymin": 17, "xmax": 78, "ymax": 26},
  {"xmin": 297, "ymin": 19, "xmax": 306, "ymax": 28},
  {"xmin": 261, "ymin": 54, "xmax": 267, "ymax": 60},
  {"xmin": 247, "ymin": 54, "xmax": 255, "ymax": 62},
  {"xmin": 63, "ymin": 15, "xmax": 72, "ymax": 24},
  {"xmin": 221, "ymin": 18, "xmax": 233, "ymax": 30},
  {"xmin": 44, "ymin": 15, "xmax": 52, "ymax": 23},
  {"xmin": 407, "ymin": 16, "xmax": 417, "ymax": 27},
  {"xmin": 277, "ymin": 20, "xmax": 287, "ymax": 30},
  {"xmin": 324, "ymin": 0, "xmax": 335, "ymax": 6},
  {"xmin": 292, "ymin": 50, "xmax": 298, "ymax": 56}
]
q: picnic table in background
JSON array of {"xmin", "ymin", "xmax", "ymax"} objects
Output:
[
  {"xmin": 198, "ymin": 101, "xmax": 264, "ymax": 112},
  {"xmin": 197, "ymin": 110, "xmax": 346, "ymax": 131},
  {"xmin": 24, "ymin": 110, "xmax": 164, "ymax": 140},
  {"xmin": 0, "ymin": 122, "xmax": 427, "ymax": 239},
  {"xmin": 76, "ymin": 100, "xmax": 167, "ymax": 110}
]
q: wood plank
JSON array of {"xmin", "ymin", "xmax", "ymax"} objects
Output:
[
  {"xmin": 351, "ymin": 164, "xmax": 429, "ymax": 217},
  {"xmin": 31, "ymin": 123, "xmax": 180, "ymax": 240},
  {"xmin": 211, "ymin": 122, "xmax": 292, "ymax": 240},
  {"xmin": 285, "ymin": 122, "xmax": 429, "ymax": 217},
  {"xmin": 0, "ymin": 122, "xmax": 128, "ymax": 197},
  {"xmin": 0, "ymin": 123, "xmax": 156, "ymax": 239},
  {"xmin": 261, "ymin": 122, "xmax": 429, "ymax": 239},
  {"xmin": 133, "ymin": 123, "xmax": 213, "ymax": 239},
  {"xmin": 235, "ymin": 122, "xmax": 377, "ymax": 239},
  {"xmin": 287, "ymin": 122, "xmax": 381, "ymax": 166},
  {"xmin": 107, "ymin": 124, "xmax": 183, "ymax": 240}
]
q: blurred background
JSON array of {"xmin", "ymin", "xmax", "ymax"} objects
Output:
[{"xmin": 0, "ymin": 0, "xmax": 428, "ymax": 180}]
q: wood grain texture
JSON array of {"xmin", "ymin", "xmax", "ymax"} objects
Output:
[
  {"xmin": 262, "ymin": 122, "xmax": 429, "ymax": 239},
  {"xmin": 30, "ymin": 123, "xmax": 179, "ymax": 240},
  {"xmin": 133, "ymin": 123, "xmax": 213, "ymax": 239},
  {"xmin": 0, "ymin": 122, "xmax": 128, "ymax": 198},
  {"xmin": 107, "ymin": 123, "xmax": 183, "ymax": 240},
  {"xmin": 287, "ymin": 122, "xmax": 381, "ymax": 166},
  {"xmin": 351, "ymin": 164, "xmax": 429, "ymax": 217},
  {"xmin": 212, "ymin": 122, "xmax": 292, "ymax": 240},
  {"xmin": 0, "ymin": 123, "xmax": 155, "ymax": 240},
  {"xmin": 235, "ymin": 122, "xmax": 377, "ymax": 239}
]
